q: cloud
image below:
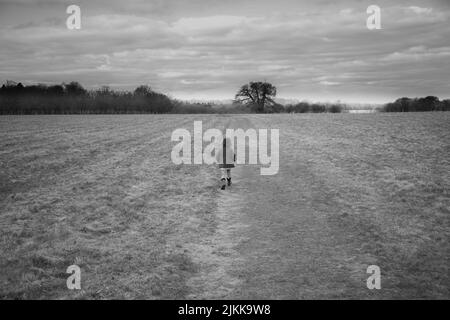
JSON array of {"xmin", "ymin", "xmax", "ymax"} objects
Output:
[
  {"xmin": 171, "ymin": 15, "xmax": 257, "ymax": 35},
  {"xmin": 408, "ymin": 6, "xmax": 433, "ymax": 15},
  {"xmin": 319, "ymin": 80, "xmax": 340, "ymax": 86},
  {"xmin": 382, "ymin": 46, "xmax": 450, "ymax": 62}
]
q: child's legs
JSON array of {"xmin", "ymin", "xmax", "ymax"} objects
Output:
[
  {"xmin": 226, "ymin": 169, "xmax": 231, "ymax": 178},
  {"xmin": 220, "ymin": 168, "xmax": 228, "ymax": 180}
]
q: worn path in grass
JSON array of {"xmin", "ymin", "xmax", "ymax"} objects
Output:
[
  {"xmin": 186, "ymin": 115, "xmax": 375, "ymax": 299},
  {"xmin": 186, "ymin": 114, "xmax": 449, "ymax": 299}
]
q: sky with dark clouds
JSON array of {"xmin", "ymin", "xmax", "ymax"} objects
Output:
[{"xmin": 1, "ymin": 0, "xmax": 449, "ymax": 103}]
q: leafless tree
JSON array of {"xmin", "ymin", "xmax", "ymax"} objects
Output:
[{"xmin": 234, "ymin": 81, "xmax": 277, "ymax": 112}]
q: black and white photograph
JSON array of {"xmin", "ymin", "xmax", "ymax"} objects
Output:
[{"xmin": 0, "ymin": 0, "xmax": 449, "ymax": 304}]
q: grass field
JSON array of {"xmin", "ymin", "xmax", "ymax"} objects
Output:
[{"xmin": 0, "ymin": 113, "xmax": 449, "ymax": 299}]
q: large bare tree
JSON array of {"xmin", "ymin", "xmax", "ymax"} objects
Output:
[{"xmin": 234, "ymin": 81, "xmax": 277, "ymax": 113}]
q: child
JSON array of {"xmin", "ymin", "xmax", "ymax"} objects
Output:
[{"xmin": 216, "ymin": 137, "xmax": 235, "ymax": 190}]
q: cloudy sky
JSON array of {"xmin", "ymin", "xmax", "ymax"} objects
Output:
[{"xmin": 1, "ymin": 0, "xmax": 449, "ymax": 103}]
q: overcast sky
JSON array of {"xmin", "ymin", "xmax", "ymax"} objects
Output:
[{"xmin": 0, "ymin": 0, "xmax": 449, "ymax": 103}]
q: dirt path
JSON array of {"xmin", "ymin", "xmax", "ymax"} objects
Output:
[
  {"xmin": 185, "ymin": 115, "xmax": 385, "ymax": 299},
  {"xmin": 185, "ymin": 116, "xmax": 252, "ymax": 299}
]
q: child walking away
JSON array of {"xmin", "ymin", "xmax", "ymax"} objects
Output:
[{"xmin": 216, "ymin": 137, "xmax": 235, "ymax": 190}]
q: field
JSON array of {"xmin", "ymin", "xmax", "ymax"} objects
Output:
[{"xmin": 0, "ymin": 113, "xmax": 449, "ymax": 299}]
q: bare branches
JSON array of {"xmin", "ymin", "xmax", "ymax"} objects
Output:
[{"xmin": 234, "ymin": 81, "xmax": 277, "ymax": 113}]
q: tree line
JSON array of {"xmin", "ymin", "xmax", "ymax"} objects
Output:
[
  {"xmin": 0, "ymin": 81, "xmax": 345, "ymax": 114},
  {"xmin": 1, "ymin": 80, "xmax": 448, "ymax": 114},
  {"xmin": 235, "ymin": 81, "xmax": 344, "ymax": 113},
  {"xmin": 0, "ymin": 81, "xmax": 174, "ymax": 114},
  {"xmin": 382, "ymin": 96, "xmax": 450, "ymax": 112}
]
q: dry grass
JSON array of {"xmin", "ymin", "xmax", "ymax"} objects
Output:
[
  {"xmin": 234, "ymin": 113, "xmax": 449, "ymax": 299},
  {"xmin": 0, "ymin": 115, "xmax": 221, "ymax": 299},
  {"xmin": 0, "ymin": 113, "xmax": 449, "ymax": 299}
]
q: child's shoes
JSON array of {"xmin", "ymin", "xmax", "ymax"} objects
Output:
[
  {"xmin": 220, "ymin": 178, "xmax": 226, "ymax": 190},
  {"xmin": 227, "ymin": 178, "xmax": 232, "ymax": 186}
]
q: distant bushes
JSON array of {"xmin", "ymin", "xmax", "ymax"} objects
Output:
[
  {"xmin": 382, "ymin": 96, "xmax": 450, "ymax": 112},
  {"xmin": 284, "ymin": 102, "xmax": 344, "ymax": 113},
  {"xmin": 170, "ymin": 101, "xmax": 215, "ymax": 114},
  {"xmin": 171, "ymin": 101, "xmax": 249, "ymax": 114}
]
